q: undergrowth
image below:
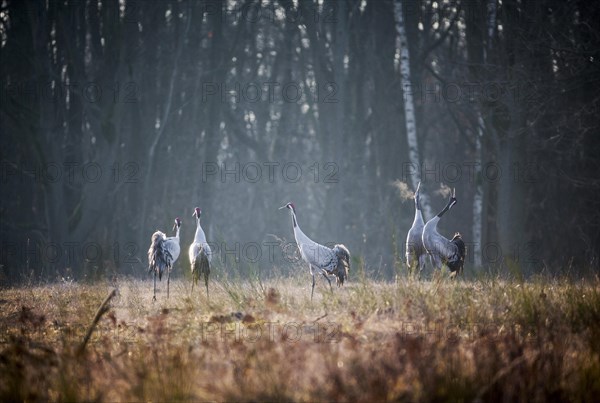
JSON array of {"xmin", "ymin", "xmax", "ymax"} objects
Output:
[{"xmin": 0, "ymin": 274, "xmax": 599, "ymax": 401}]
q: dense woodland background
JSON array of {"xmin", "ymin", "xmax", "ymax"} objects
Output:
[{"xmin": 1, "ymin": 0, "xmax": 599, "ymax": 284}]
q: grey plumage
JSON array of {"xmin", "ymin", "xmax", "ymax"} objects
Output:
[{"xmin": 422, "ymin": 189, "xmax": 466, "ymax": 278}]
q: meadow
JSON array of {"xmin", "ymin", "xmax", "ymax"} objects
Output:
[{"xmin": 1, "ymin": 270, "xmax": 599, "ymax": 401}]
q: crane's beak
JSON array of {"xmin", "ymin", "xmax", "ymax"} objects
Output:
[{"xmin": 278, "ymin": 205, "xmax": 287, "ymax": 210}]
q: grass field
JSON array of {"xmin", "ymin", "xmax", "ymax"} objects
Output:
[{"xmin": 1, "ymin": 271, "xmax": 599, "ymax": 401}]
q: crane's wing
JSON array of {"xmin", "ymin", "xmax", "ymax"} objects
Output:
[
  {"xmin": 299, "ymin": 242, "xmax": 337, "ymax": 271},
  {"xmin": 148, "ymin": 231, "xmax": 168, "ymax": 279},
  {"xmin": 189, "ymin": 242, "xmax": 200, "ymax": 265},
  {"xmin": 203, "ymin": 242, "xmax": 212, "ymax": 263},
  {"xmin": 163, "ymin": 236, "xmax": 181, "ymax": 267},
  {"xmin": 423, "ymin": 231, "xmax": 454, "ymax": 258}
]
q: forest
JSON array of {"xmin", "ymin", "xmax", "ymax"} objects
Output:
[
  {"xmin": 1, "ymin": 0, "xmax": 599, "ymax": 283},
  {"xmin": 2, "ymin": 1, "xmax": 600, "ymax": 401}
]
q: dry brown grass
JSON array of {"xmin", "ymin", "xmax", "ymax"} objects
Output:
[{"xmin": 1, "ymin": 272, "xmax": 599, "ymax": 401}]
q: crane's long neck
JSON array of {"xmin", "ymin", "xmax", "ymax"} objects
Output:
[
  {"xmin": 437, "ymin": 199, "xmax": 454, "ymax": 218},
  {"xmin": 290, "ymin": 209, "xmax": 312, "ymax": 246},
  {"xmin": 290, "ymin": 209, "xmax": 298, "ymax": 228},
  {"xmin": 424, "ymin": 199, "xmax": 454, "ymax": 235},
  {"xmin": 175, "ymin": 226, "xmax": 180, "ymax": 240},
  {"xmin": 413, "ymin": 191, "xmax": 424, "ymax": 225},
  {"xmin": 194, "ymin": 218, "xmax": 207, "ymax": 244},
  {"xmin": 291, "ymin": 210, "xmax": 301, "ymax": 239}
]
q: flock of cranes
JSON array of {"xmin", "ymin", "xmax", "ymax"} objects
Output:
[
  {"xmin": 147, "ymin": 185, "xmax": 465, "ymax": 301},
  {"xmin": 147, "ymin": 208, "xmax": 212, "ymax": 301}
]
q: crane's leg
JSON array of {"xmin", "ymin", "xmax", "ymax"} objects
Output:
[
  {"xmin": 205, "ymin": 271, "xmax": 209, "ymax": 299},
  {"xmin": 410, "ymin": 253, "xmax": 419, "ymax": 278},
  {"xmin": 431, "ymin": 255, "xmax": 442, "ymax": 272},
  {"xmin": 310, "ymin": 265, "xmax": 315, "ymax": 301},
  {"xmin": 191, "ymin": 266, "xmax": 195, "ymax": 293},
  {"xmin": 418, "ymin": 254, "xmax": 428, "ymax": 279},
  {"xmin": 153, "ymin": 271, "xmax": 157, "ymax": 302},
  {"xmin": 406, "ymin": 251, "xmax": 416, "ymax": 277},
  {"xmin": 321, "ymin": 272, "xmax": 332, "ymax": 292},
  {"xmin": 167, "ymin": 267, "xmax": 171, "ymax": 299}
]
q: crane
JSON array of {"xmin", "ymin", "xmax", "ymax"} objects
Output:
[
  {"xmin": 189, "ymin": 207, "xmax": 211, "ymax": 298},
  {"xmin": 422, "ymin": 189, "xmax": 466, "ymax": 278},
  {"xmin": 405, "ymin": 182, "xmax": 427, "ymax": 276},
  {"xmin": 147, "ymin": 217, "xmax": 181, "ymax": 301},
  {"xmin": 280, "ymin": 202, "xmax": 350, "ymax": 300}
]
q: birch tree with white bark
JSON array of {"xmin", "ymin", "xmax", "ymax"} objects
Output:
[{"xmin": 393, "ymin": 0, "xmax": 433, "ymax": 219}]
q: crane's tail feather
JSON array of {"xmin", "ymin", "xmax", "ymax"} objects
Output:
[
  {"xmin": 447, "ymin": 233, "xmax": 466, "ymax": 276},
  {"xmin": 332, "ymin": 244, "xmax": 351, "ymax": 287},
  {"xmin": 192, "ymin": 247, "xmax": 210, "ymax": 294},
  {"xmin": 148, "ymin": 231, "xmax": 169, "ymax": 280}
]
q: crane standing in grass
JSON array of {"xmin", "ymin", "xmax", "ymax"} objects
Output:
[
  {"xmin": 406, "ymin": 182, "xmax": 427, "ymax": 276},
  {"xmin": 280, "ymin": 202, "xmax": 350, "ymax": 300},
  {"xmin": 422, "ymin": 189, "xmax": 466, "ymax": 278},
  {"xmin": 148, "ymin": 217, "xmax": 182, "ymax": 301},
  {"xmin": 189, "ymin": 207, "xmax": 211, "ymax": 298}
]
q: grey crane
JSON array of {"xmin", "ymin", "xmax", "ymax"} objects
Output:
[
  {"xmin": 422, "ymin": 189, "xmax": 466, "ymax": 278},
  {"xmin": 406, "ymin": 182, "xmax": 427, "ymax": 276},
  {"xmin": 189, "ymin": 207, "xmax": 211, "ymax": 298},
  {"xmin": 280, "ymin": 202, "xmax": 350, "ymax": 300},
  {"xmin": 148, "ymin": 217, "xmax": 182, "ymax": 301}
]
